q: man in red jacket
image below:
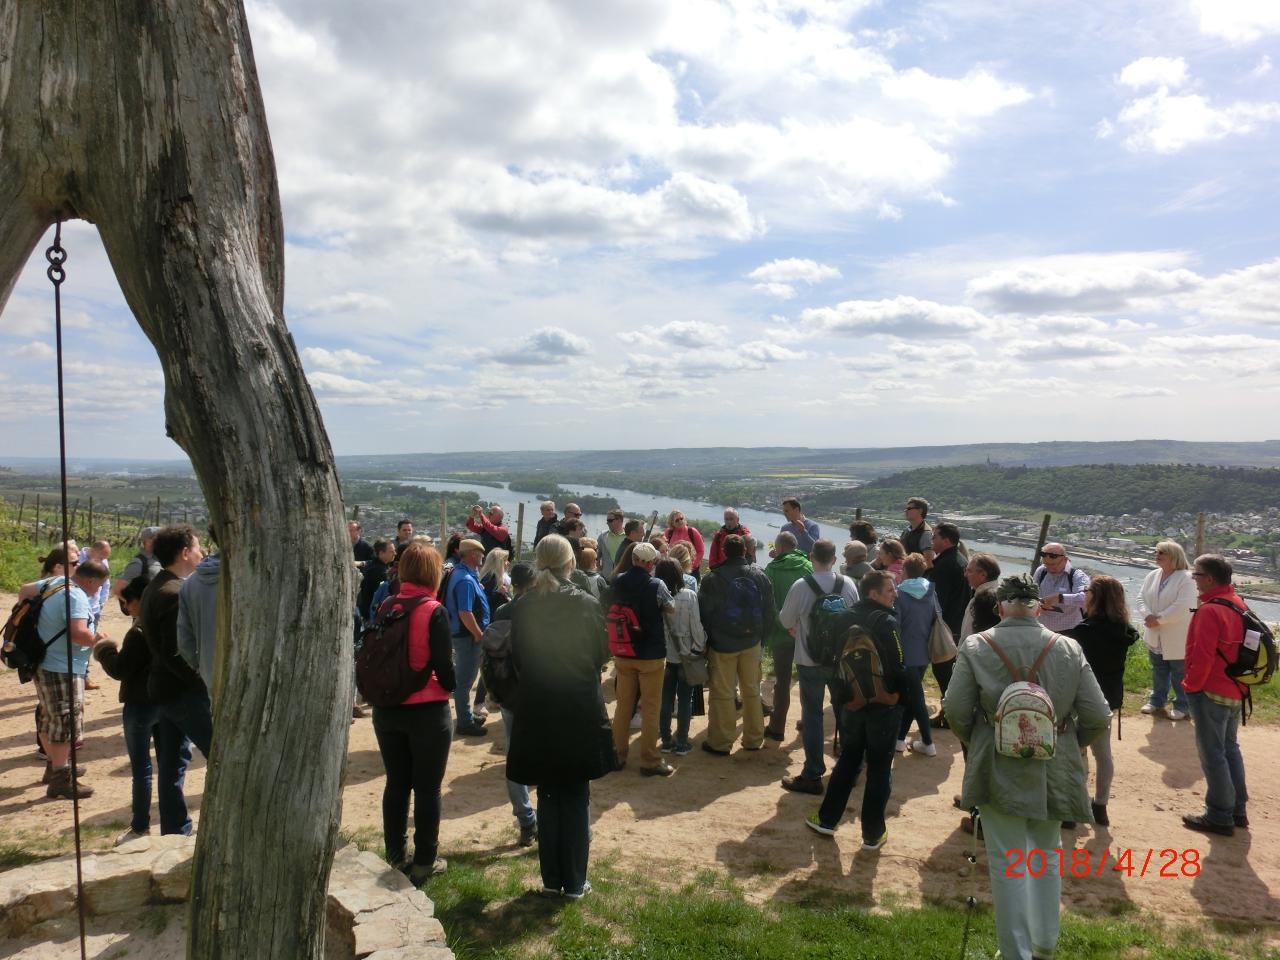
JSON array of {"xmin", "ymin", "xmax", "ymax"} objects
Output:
[{"xmin": 1181, "ymin": 554, "xmax": 1249, "ymax": 837}]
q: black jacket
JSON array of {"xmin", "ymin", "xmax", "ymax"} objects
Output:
[
  {"xmin": 610, "ymin": 567, "xmax": 670, "ymax": 659},
  {"xmin": 1064, "ymin": 617, "xmax": 1139, "ymax": 709},
  {"xmin": 698, "ymin": 559, "xmax": 777, "ymax": 653},
  {"xmin": 841, "ymin": 598, "xmax": 907, "ymax": 697},
  {"xmin": 141, "ymin": 570, "xmax": 206, "ymax": 703},
  {"xmin": 929, "ymin": 545, "xmax": 970, "ymax": 637},
  {"xmin": 357, "ymin": 558, "xmax": 389, "ymax": 621},
  {"xmin": 533, "ymin": 515, "xmax": 558, "ymax": 545},
  {"xmin": 95, "ymin": 624, "xmax": 153, "ymax": 705},
  {"xmin": 506, "ymin": 580, "xmax": 611, "ymax": 786}
]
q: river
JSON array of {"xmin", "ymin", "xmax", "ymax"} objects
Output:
[{"xmin": 396, "ymin": 476, "xmax": 1280, "ymax": 622}]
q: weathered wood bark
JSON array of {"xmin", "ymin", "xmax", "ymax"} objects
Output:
[{"xmin": 0, "ymin": 4, "xmax": 353, "ymax": 958}]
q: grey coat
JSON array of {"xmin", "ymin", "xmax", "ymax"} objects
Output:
[{"xmin": 943, "ymin": 616, "xmax": 1111, "ymax": 822}]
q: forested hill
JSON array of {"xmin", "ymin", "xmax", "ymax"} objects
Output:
[{"xmin": 808, "ymin": 464, "xmax": 1280, "ymax": 516}]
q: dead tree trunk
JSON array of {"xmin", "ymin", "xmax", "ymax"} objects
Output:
[{"xmin": 0, "ymin": 5, "xmax": 353, "ymax": 959}]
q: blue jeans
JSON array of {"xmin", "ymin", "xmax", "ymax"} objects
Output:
[
  {"xmin": 898, "ymin": 664, "xmax": 932, "ymax": 746},
  {"xmin": 796, "ymin": 664, "xmax": 829, "ymax": 780},
  {"xmin": 158, "ymin": 686, "xmax": 213, "ymax": 759},
  {"xmin": 451, "ymin": 634, "xmax": 482, "ymax": 727},
  {"xmin": 537, "ymin": 781, "xmax": 591, "ymax": 895},
  {"xmin": 1187, "ymin": 692, "xmax": 1248, "ymax": 826},
  {"xmin": 121, "ymin": 703, "xmax": 193, "ymax": 835},
  {"xmin": 500, "ymin": 707, "xmax": 536, "ymax": 828},
  {"xmin": 659, "ymin": 662, "xmax": 694, "ymax": 748},
  {"xmin": 1149, "ymin": 650, "xmax": 1188, "ymax": 712},
  {"xmin": 818, "ymin": 704, "xmax": 903, "ymax": 842}
]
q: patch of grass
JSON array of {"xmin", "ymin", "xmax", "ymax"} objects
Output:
[
  {"xmin": 0, "ymin": 823, "xmax": 125, "ymax": 869},
  {"xmin": 416, "ymin": 849, "xmax": 1277, "ymax": 960}
]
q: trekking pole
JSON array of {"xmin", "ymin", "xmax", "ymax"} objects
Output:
[
  {"xmin": 1116, "ymin": 705, "xmax": 1121, "ymax": 742},
  {"xmin": 643, "ymin": 510, "xmax": 659, "ymax": 539},
  {"xmin": 1031, "ymin": 514, "xmax": 1051, "ymax": 573},
  {"xmin": 958, "ymin": 807, "xmax": 982, "ymax": 960}
]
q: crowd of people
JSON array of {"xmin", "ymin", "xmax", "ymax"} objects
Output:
[{"xmin": 8, "ymin": 493, "xmax": 1262, "ymax": 959}]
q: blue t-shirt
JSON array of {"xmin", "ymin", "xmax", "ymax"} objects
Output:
[
  {"xmin": 445, "ymin": 564, "xmax": 490, "ymax": 636},
  {"xmin": 36, "ymin": 577, "xmax": 94, "ymax": 676}
]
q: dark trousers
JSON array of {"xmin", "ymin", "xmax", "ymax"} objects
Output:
[
  {"xmin": 818, "ymin": 704, "xmax": 902, "ymax": 843},
  {"xmin": 373, "ymin": 700, "xmax": 453, "ymax": 866},
  {"xmin": 158, "ymin": 686, "xmax": 214, "ymax": 759},
  {"xmin": 898, "ymin": 665, "xmax": 933, "ymax": 746},
  {"xmin": 931, "ymin": 657, "xmax": 954, "ymax": 702},
  {"xmin": 536, "ymin": 780, "xmax": 591, "ymax": 895},
  {"xmin": 122, "ymin": 703, "xmax": 193, "ymax": 835},
  {"xmin": 659, "ymin": 662, "xmax": 694, "ymax": 747},
  {"xmin": 768, "ymin": 638, "xmax": 795, "ymax": 733}
]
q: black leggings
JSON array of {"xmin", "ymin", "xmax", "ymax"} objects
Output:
[{"xmin": 373, "ymin": 700, "xmax": 453, "ymax": 866}]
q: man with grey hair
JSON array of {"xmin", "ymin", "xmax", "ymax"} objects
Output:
[
  {"xmin": 534, "ymin": 501, "xmax": 558, "ymax": 546},
  {"xmin": 709, "ymin": 508, "xmax": 752, "ymax": 569},
  {"xmin": 944, "ymin": 574, "xmax": 1110, "ymax": 960},
  {"xmin": 1033, "ymin": 543, "xmax": 1089, "ymax": 633},
  {"xmin": 467, "ymin": 505, "xmax": 513, "ymax": 555},
  {"xmin": 111, "ymin": 527, "xmax": 162, "ymax": 599}
]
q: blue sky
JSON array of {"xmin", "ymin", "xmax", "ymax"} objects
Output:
[{"xmin": 2, "ymin": 0, "xmax": 1278, "ymax": 458}]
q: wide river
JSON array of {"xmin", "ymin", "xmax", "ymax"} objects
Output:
[{"xmin": 398, "ymin": 477, "xmax": 1280, "ymax": 622}]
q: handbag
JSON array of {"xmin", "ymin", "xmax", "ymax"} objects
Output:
[
  {"xmin": 680, "ymin": 653, "xmax": 709, "ymax": 686},
  {"xmin": 928, "ymin": 616, "xmax": 957, "ymax": 664}
]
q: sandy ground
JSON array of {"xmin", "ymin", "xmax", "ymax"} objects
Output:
[{"xmin": 3, "ymin": 592, "xmax": 1279, "ymax": 948}]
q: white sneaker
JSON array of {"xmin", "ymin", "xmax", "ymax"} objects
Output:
[
  {"xmin": 894, "ymin": 739, "xmax": 908, "ymax": 752},
  {"xmin": 1140, "ymin": 703, "xmax": 1158, "ymax": 715},
  {"xmin": 1168, "ymin": 709, "xmax": 1188, "ymax": 721},
  {"xmin": 911, "ymin": 740, "xmax": 937, "ymax": 757}
]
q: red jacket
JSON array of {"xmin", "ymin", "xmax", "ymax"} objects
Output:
[
  {"xmin": 708, "ymin": 524, "xmax": 751, "ymax": 569},
  {"xmin": 664, "ymin": 524, "xmax": 705, "ymax": 571},
  {"xmin": 396, "ymin": 582, "xmax": 451, "ymax": 705},
  {"xmin": 1183, "ymin": 583, "xmax": 1245, "ymax": 701}
]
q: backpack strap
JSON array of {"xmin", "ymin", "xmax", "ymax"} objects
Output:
[
  {"xmin": 1026, "ymin": 634, "xmax": 1058, "ymax": 685},
  {"xmin": 982, "ymin": 630, "xmax": 1058, "ymax": 684},
  {"xmin": 981, "ymin": 631, "xmax": 1024, "ymax": 680},
  {"xmin": 803, "ymin": 574, "xmax": 822, "ymax": 597}
]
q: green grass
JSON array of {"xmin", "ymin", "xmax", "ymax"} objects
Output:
[
  {"xmin": 412, "ymin": 848, "xmax": 1279, "ymax": 960},
  {"xmin": 0, "ymin": 824, "xmax": 127, "ymax": 869}
]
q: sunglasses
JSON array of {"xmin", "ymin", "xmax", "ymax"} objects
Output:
[
  {"xmin": 566, "ymin": 511, "xmax": 582, "ymax": 518},
  {"xmin": 1040, "ymin": 552, "xmax": 1065, "ymax": 559}
]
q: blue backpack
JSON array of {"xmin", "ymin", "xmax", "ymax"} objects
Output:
[{"xmin": 721, "ymin": 573, "xmax": 765, "ymax": 638}]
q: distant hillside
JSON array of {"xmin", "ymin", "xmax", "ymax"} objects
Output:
[
  {"xmin": 334, "ymin": 439, "xmax": 1280, "ymax": 482},
  {"xmin": 807, "ymin": 463, "xmax": 1280, "ymax": 517}
]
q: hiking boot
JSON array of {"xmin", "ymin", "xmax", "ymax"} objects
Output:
[
  {"xmin": 407, "ymin": 858, "xmax": 447, "ymax": 884},
  {"xmin": 1234, "ymin": 813, "xmax": 1249, "ymax": 829},
  {"xmin": 804, "ymin": 814, "xmax": 835, "ymax": 837},
  {"xmin": 45, "ymin": 766, "xmax": 93, "ymax": 800},
  {"xmin": 861, "ymin": 829, "xmax": 888, "ymax": 851},
  {"xmin": 519, "ymin": 822, "xmax": 538, "ymax": 847},
  {"xmin": 43, "ymin": 761, "xmax": 87, "ymax": 783},
  {"xmin": 701, "ymin": 742, "xmax": 731, "ymax": 757},
  {"xmin": 456, "ymin": 723, "xmax": 488, "ymax": 737},
  {"xmin": 781, "ymin": 775, "xmax": 823, "ymax": 795},
  {"xmin": 640, "ymin": 762, "xmax": 675, "ymax": 778},
  {"xmin": 1182, "ymin": 814, "xmax": 1233, "ymax": 837},
  {"xmin": 1091, "ymin": 802, "xmax": 1110, "ymax": 827},
  {"xmin": 763, "ymin": 727, "xmax": 784, "ymax": 742},
  {"xmin": 673, "ymin": 742, "xmax": 694, "ymax": 756}
]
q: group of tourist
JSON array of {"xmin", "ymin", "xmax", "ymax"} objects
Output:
[{"xmin": 11, "ymin": 491, "xmax": 1258, "ymax": 960}]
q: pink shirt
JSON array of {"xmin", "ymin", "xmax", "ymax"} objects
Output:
[{"xmin": 395, "ymin": 582, "xmax": 450, "ymax": 705}]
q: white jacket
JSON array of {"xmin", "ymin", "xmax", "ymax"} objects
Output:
[{"xmin": 1139, "ymin": 568, "xmax": 1197, "ymax": 660}]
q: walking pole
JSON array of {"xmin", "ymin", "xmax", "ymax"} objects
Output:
[
  {"xmin": 440, "ymin": 497, "xmax": 448, "ymax": 544},
  {"xmin": 514, "ymin": 501, "xmax": 526, "ymax": 562},
  {"xmin": 1031, "ymin": 514, "xmax": 1051, "ymax": 573}
]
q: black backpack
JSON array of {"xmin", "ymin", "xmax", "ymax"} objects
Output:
[
  {"xmin": 1, "ymin": 581, "xmax": 68, "ymax": 683},
  {"xmin": 355, "ymin": 594, "xmax": 436, "ymax": 707},
  {"xmin": 803, "ymin": 574, "xmax": 849, "ymax": 671},
  {"xmin": 720, "ymin": 572, "xmax": 765, "ymax": 638},
  {"xmin": 480, "ymin": 618, "xmax": 519, "ymax": 708}
]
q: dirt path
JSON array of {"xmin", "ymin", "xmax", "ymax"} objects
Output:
[{"xmin": 3, "ymin": 592, "xmax": 1278, "ymax": 932}]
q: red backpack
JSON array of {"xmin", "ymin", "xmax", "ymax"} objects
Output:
[
  {"xmin": 356, "ymin": 594, "xmax": 437, "ymax": 707},
  {"xmin": 606, "ymin": 600, "xmax": 643, "ymax": 658}
]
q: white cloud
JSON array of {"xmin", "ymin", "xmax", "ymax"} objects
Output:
[
  {"xmin": 302, "ymin": 346, "xmax": 380, "ymax": 371},
  {"xmin": 1118, "ymin": 56, "xmax": 1188, "ymax": 90},
  {"xmin": 618, "ymin": 320, "xmax": 729, "ymax": 349},
  {"xmin": 1148, "ymin": 333, "xmax": 1280, "ymax": 353},
  {"xmin": 880, "ymin": 67, "xmax": 1033, "ymax": 124},
  {"xmin": 1252, "ymin": 55, "xmax": 1274, "ymax": 78},
  {"xmin": 1008, "ymin": 336, "xmax": 1131, "ymax": 360},
  {"xmin": 308, "ymin": 371, "xmax": 447, "ymax": 406},
  {"xmin": 14, "ymin": 342, "xmax": 55, "ymax": 361},
  {"xmin": 747, "ymin": 257, "xmax": 841, "ymax": 299},
  {"xmin": 801, "ymin": 296, "xmax": 988, "ymax": 337},
  {"xmin": 299, "ymin": 292, "xmax": 393, "ymax": 317},
  {"xmin": 1191, "ymin": 0, "xmax": 1280, "ymax": 44},
  {"xmin": 1117, "ymin": 89, "xmax": 1280, "ymax": 153},
  {"xmin": 1180, "ymin": 257, "xmax": 1280, "ymax": 325},
  {"xmin": 966, "ymin": 253, "xmax": 1202, "ymax": 313},
  {"xmin": 740, "ymin": 340, "xmax": 804, "ymax": 362},
  {"xmin": 1109, "ymin": 385, "xmax": 1176, "ymax": 399},
  {"xmin": 487, "ymin": 326, "xmax": 592, "ymax": 365}
]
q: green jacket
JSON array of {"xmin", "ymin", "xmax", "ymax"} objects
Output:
[
  {"xmin": 943, "ymin": 616, "xmax": 1111, "ymax": 823},
  {"xmin": 763, "ymin": 550, "xmax": 812, "ymax": 650}
]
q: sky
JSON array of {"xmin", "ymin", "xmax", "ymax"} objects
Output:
[{"xmin": 2, "ymin": 0, "xmax": 1279, "ymax": 459}]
